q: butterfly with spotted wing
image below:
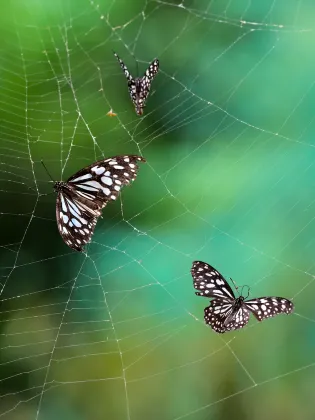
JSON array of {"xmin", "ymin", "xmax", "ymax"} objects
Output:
[
  {"xmin": 44, "ymin": 155, "xmax": 145, "ymax": 252},
  {"xmin": 113, "ymin": 51, "xmax": 159, "ymax": 116},
  {"xmin": 191, "ymin": 261, "xmax": 294, "ymax": 333}
]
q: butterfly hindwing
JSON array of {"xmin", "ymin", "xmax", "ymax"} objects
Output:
[
  {"xmin": 204, "ymin": 299, "xmax": 250, "ymax": 334},
  {"xmin": 223, "ymin": 304, "xmax": 250, "ymax": 332},
  {"xmin": 191, "ymin": 260, "xmax": 235, "ymax": 301},
  {"xmin": 56, "ymin": 191, "xmax": 100, "ymax": 251},
  {"xmin": 128, "ymin": 79, "xmax": 137, "ymax": 105},
  {"xmin": 204, "ymin": 299, "xmax": 233, "ymax": 333},
  {"xmin": 244, "ymin": 297, "xmax": 294, "ymax": 321}
]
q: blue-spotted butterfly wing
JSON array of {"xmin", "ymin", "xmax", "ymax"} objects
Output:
[
  {"xmin": 56, "ymin": 155, "xmax": 145, "ymax": 251},
  {"xmin": 191, "ymin": 261, "xmax": 235, "ymax": 301},
  {"xmin": 204, "ymin": 299, "xmax": 250, "ymax": 334},
  {"xmin": 244, "ymin": 297, "xmax": 294, "ymax": 321},
  {"xmin": 56, "ymin": 192, "xmax": 100, "ymax": 251}
]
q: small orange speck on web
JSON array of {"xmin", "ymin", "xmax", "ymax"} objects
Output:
[{"xmin": 107, "ymin": 109, "xmax": 117, "ymax": 117}]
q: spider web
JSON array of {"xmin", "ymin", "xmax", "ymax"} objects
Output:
[{"xmin": 1, "ymin": 0, "xmax": 315, "ymax": 419}]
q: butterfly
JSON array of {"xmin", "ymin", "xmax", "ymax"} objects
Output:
[
  {"xmin": 46, "ymin": 155, "xmax": 146, "ymax": 252},
  {"xmin": 191, "ymin": 261, "xmax": 294, "ymax": 333},
  {"xmin": 113, "ymin": 51, "xmax": 159, "ymax": 116}
]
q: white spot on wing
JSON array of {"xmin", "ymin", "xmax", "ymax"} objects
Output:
[
  {"xmin": 83, "ymin": 180, "xmax": 102, "ymax": 189},
  {"xmin": 72, "ymin": 218, "xmax": 82, "ymax": 228},
  {"xmin": 71, "ymin": 173, "xmax": 93, "ymax": 182},
  {"xmin": 91, "ymin": 166, "xmax": 105, "ymax": 175},
  {"xmin": 60, "ymin": 194, "xmax": 67, "ymax": 212},
  {"xmin": 101, "ymin": 176, "xmax": 113, "ymax": 186}
]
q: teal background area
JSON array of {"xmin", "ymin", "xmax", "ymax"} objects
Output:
[{"xmin": 0, "ymin": 1, "xmax": 315, "ymax": 419}]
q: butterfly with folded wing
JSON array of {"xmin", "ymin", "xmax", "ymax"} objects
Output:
[
  {"xmin": 113, "ymin": 51, "xmax": 159, "ymax": 116},
  {"xmin": 48, "ymin": 155, "xmax": 145, "ymax": 251}
]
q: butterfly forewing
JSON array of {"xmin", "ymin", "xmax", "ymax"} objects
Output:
[
  {"xmin": 191, "ymin": 261, "xmax": 235, "ymax": 301},
  {"xmin": 54, "ymin": 155, "xmax": 145, "ymax": 251},
  {"xmin": 113, "ymin": 52, "xmax": 133, "ymax": 82},
  {"xmin": 144, "ymin": 59, "xmax": 159, "ymax": 82},
  {"xmin": 245, "ymin": 297, "xmax": 294, "ymax": 321},
  {"xmin": 140, "ymin": 59, "xmax": 159, "ymax": 99},
  {"xmin": 68, "ymin": 155, "xmax": 146, "ymax": 207}
]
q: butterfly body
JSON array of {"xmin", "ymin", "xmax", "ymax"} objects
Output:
[
  {"xmin": 114, "ymin": 52, "xmax": 159, "ymax": 115},
  {"xmin": 223, "ymin": 296, "xmax": 245, "ymax": 326},
  {"xmin": 191, "ymin": 261, "xmax": 294, "ymax": 333},
  {"xmin": 53, "ymin": 155, "xmax": 145, "ymax": 252}
]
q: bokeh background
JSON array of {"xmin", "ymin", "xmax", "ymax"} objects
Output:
[{"xmin": 1, "ymin": 0, "xmax": 315, "ymax": 419}]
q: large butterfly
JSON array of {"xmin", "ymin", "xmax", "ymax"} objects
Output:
[
  {"xmin": 113, "ymin": 51, "xmax": 159, "ymax": 116},
  {"xmin": 51, "ymin": 155, "xmax": 145, "ymax": 251},
  {"xmin": 191, "ymin": 261, "xmax": 294, "ymax": 333}
]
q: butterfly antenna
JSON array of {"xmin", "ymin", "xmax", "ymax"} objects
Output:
[
  {"xmin": 241, "ymin": 285, "xmax": 250, "ymax": 299},
  {"xmin": 230, "ymin": 277, "xmax": 240, "ymax": 294},
  {"xmin": 41, "ymin": 160, "xmax": 55, "ymax": 183}
]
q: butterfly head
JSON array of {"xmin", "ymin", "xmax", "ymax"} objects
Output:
[
  {"xmin": 235, "ymin": 295, "xmax": 245, "ymax": 305},
  {"xmin": 54, "ymin": 181, "xmax": 67, "ymax": 193}
]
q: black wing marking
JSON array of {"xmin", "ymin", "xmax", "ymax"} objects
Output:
[
  {"xmin": 191, "ymin": 261, "xmax": 235, "ymax": 301},
  {"xmin": 67, "ymin": 155, "xmax": 146, "ymax": 207},
  {"xmin": 245, "ymin": 297, "xmax": 294, "ymax": 321},
  {"xmin": 56, "ymin": 191, "xmax": 100, "ymax": 252}
]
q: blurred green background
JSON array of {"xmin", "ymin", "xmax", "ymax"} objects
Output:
[{"xmin": 1, "ymin": 0, "xmax": 315, "ymax": 419}]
